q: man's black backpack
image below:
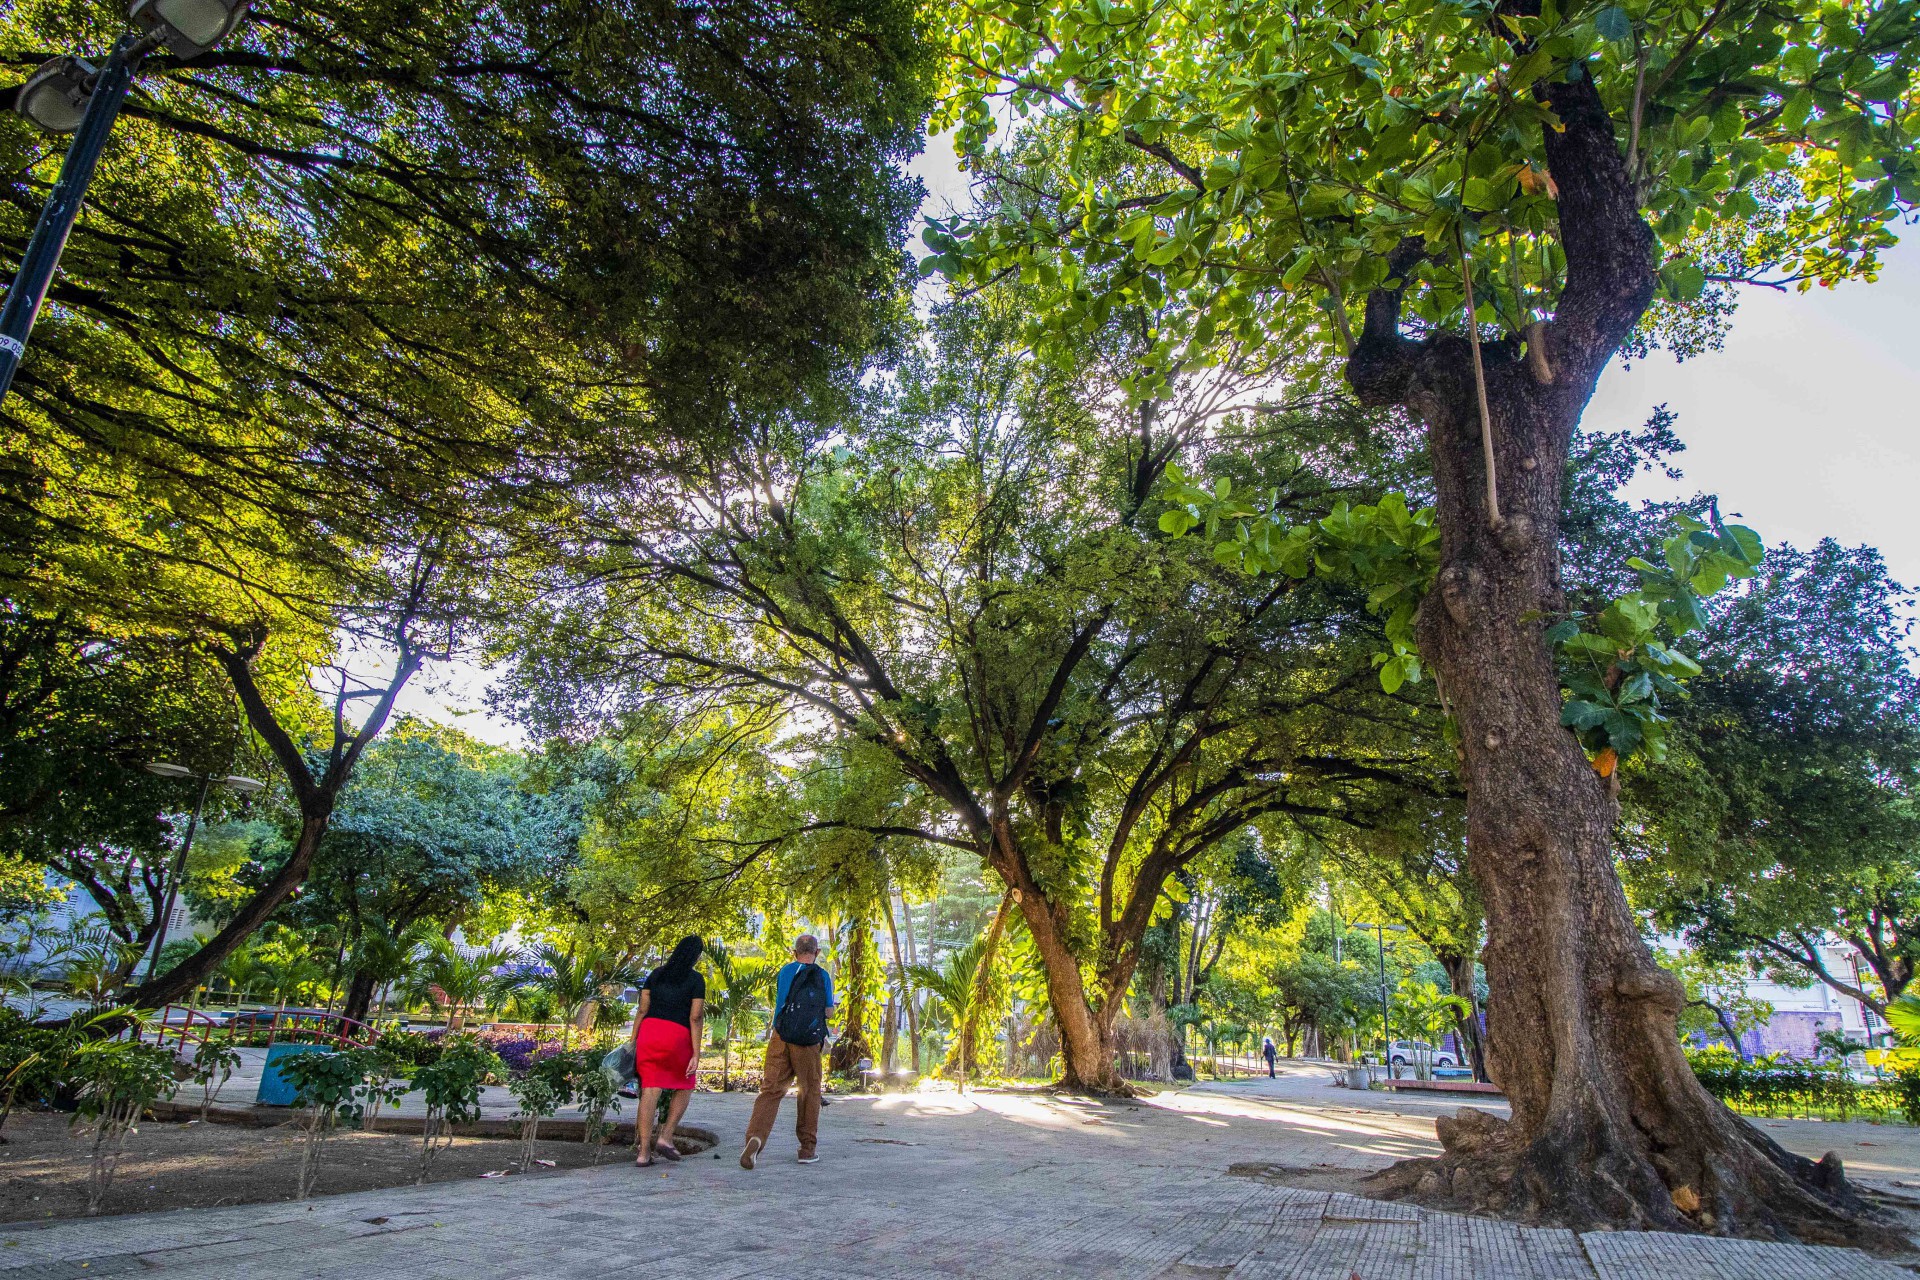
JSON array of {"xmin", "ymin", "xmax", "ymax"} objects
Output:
[{"xmin": 774, "ymin": 964, "xmax": 829, "ymax": 1047}]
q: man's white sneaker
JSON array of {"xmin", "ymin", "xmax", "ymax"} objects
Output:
[
  {"xmin": 797, "ymin": 1152, "xmax": 820, "ymax": 1164},
  {"xmin": 740, "ymin": 1136, "xmax": 763, "ymax": 1170}
]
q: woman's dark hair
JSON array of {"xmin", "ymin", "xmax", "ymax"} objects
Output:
[{"xmin": 654, "ymin": 934, "xmax": 704, "ymax": 983}]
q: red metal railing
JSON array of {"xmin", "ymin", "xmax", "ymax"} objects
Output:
[{"xmin": 144, "ymin": 1005, "xmax": 378, "ymax": 1053}]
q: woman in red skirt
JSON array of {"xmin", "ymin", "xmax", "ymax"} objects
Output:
[{"xmin": 634, "ymin": 934, "xmax": 705, "ymax": 1166}]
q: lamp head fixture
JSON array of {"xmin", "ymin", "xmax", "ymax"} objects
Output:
[
  {"xmin": 144, "ymin": 761, "xmax": 194, "ymax": 779},
  {"xmin": 128, "ymin": 0, "xmax": 249, "ymax": 60},
  {"xmin": 15, "ymin": 57, "xmax": 98, "ymax": 134}
]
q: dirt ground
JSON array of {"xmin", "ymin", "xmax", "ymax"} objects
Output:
[{"xmin": 0, "ymin": 1110, "xmax": 703, "ymax": 1224}]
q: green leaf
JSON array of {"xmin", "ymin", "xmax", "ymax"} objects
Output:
[
  {"xmin": 1593, "ymin": 6, "xmax": 1633, "ymax": 42},
  {"xmin": 1561, "ymin": 699, "xmax": 1609, "ymax": 731},
  {"xmin": 1723, "ymin": 523, "xmax": 1764, "ymax": 567}
]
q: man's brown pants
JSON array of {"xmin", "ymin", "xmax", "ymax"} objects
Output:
[{"xmin": 745, "ymin": 1030, "xmax": 821, "ymax": 1157}]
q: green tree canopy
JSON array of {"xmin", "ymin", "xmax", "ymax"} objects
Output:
[
  {"xmin": 3, "ymin": 0, "xmax": 934, "ymax": 624},
  {"xmin": 0, "ymin": 602, "xmax": 277, "ymax": 968},
  {"xmin": 496, "ymin": 293, "xmax": 1450, "ymax": 1091},
  {"xmin": 278, "ymin": 723, "xmax": 589, "ymax": 1022},
  {"xmin": 1625, "ymin": 539, "xmax": 1920, "ymax": 1014},
  {"xmin": 929, "ymin": 0, "xmax": 1918, "ymax": 1240}
]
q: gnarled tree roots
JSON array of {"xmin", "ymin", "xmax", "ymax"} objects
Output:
[{"xmin": 1366, "ymin": 1106, "xmax": 1909, "ymax": 1254}]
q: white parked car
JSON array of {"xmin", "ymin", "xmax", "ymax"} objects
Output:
[{"xmin": 1387, "ymin": 1040, "xmax": 1458, "ymax": 1069}]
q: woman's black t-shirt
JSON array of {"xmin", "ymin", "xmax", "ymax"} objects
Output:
[{"xmin": 641, "ymin": 968, "xmax": 706, "ymax": 1028}]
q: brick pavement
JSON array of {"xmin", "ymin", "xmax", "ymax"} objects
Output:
[{"xmin": 3, "ymin": 1087, "xmax": 1912, "ymax": 1279}]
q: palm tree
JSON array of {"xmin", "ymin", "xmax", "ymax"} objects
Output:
[
  {"xmin": 261, "ymin": 951, "xmax": 327, "ymax": 1010},
  {"xmin": 1396, "ymin": 979, "xmax": 1471, "ymax": 1080},
  {"xmin": 213, "ymin": 944, "xmax": 269, "ymax": 1007},
  {"xmin": 704, "ymin": 939, "xmax": 777, "ymax": 1090},
  {"xmin": 908, "ymin": 937, "xmax": 990, "ymax": 1094},
  {"xmin": 43, "ymin": 919, "xmax": 141, "ymax": 1007},
  {"xmin": 344, "ymin": 919, "xmax": 439, "ymax": 1025},
  {"xmin": 402, "ymin": 938, "xmax": 516, "ymax": 1029},
  {"xmin": 506, "ymin": 943, "xmax": 640, "ymax": 1046}
]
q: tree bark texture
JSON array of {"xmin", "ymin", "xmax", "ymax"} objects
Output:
[
  {"xmin": 993, "ymin": 823, "xmax": 1131, "ymax": 1093},
  {"xmin": 1439, "ymin": 952, "xmax": 1490, "ymax": 1084},
  {"xmin": 123, "ymin": 627, "xmax": 422, "ymax": 1011},
  {"xmin": 341, "ymin": 969, "xmax": 379, "ymax": 1028},
  {"xmin": 829, "ymin": 915, "xmax": 875, "ymax": 1074},
  {"xmin": 1345, "ymin": 67, "xmax": 1897, "ymax": 1246}
]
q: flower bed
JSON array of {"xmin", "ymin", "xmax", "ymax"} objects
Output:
[{"xmin": 474, "ymin": 1028, "xmax": 570, "ymax": 1075}]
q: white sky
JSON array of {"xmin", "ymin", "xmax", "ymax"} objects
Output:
[{"xmin": 393, "ymin": 136, "xmax": 1920, "ymax": 749}]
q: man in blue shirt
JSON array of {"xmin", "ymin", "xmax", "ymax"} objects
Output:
[{"xmin": 741, "ymin": 934, "xmax": 836, "ymax": 1168}]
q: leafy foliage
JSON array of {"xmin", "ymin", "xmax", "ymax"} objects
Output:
[
  {"xmin": 1625, "ymin": 540, "xmax": 1920, "ymax": 1010},
  {"xmin": 1549, "ymin": 513, "xmax": 1764, "ymax": 764},
  {"xmin": 281, "ymin": 1046, "xmax": 406, "ymax": 1198},
  {"xmin": 1156, "ymin": 468, "xmax": 1440, "ymax": 691},
  {"xmin": 496, "ymin": 293, "xmax": 1441, "ymax": 1086},
  {"xmin": 67, "ymin": 1030, "xmax": 180, "ymax": 1215},
  {"xmin": 411, "ymin": 1036, "xmax": 502, "ymax": 1183},
  {"xmin": 1684, "ymin": 1046, "xmax": 1904, "ymax": 1122},
  {"xmin": 2, "ymin": 0, "xmax": 935, "ymax": 631},
  {"xmin": 926, "ymin": 0, "xmax": 1917, "ymax": 394}
]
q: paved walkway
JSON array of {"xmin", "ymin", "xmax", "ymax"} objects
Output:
[{"xmin": 8, "ymin": 1065, "xmax": 1917, "ymax": 1279}]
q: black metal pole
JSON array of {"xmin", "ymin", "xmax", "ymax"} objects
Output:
[
  {"xmin": 143, "ymin": 772, "xmax": 213, "ymax": 984},
  {"xmin": 0, "ymin": 37, "xmax": 143, "ymax": 405},
  {"xmin": 1376, "ymin": 921, "xmax": 1392, "ymax": 1070}
]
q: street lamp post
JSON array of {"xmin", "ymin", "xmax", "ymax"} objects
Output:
[
  {"xmin": 0, "ymin": 0, "xmax": 249, "ymax": 404},
  {"xmin": 1352, "ymin": 921, "xmax": 1406, "ymax": 1072},
  {"xmin": 140, "ymin": 762, "xmax": 263, "ymax": 983}
]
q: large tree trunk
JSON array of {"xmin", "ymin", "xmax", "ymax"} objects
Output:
[
  {"xmin": 1438, "ymin": 952, "xmax": 1489, "ymax": 1085},
  {"xmin": 1010, "ymin": 873, "xmax": 1125, "ymax": 1093},
  {"xmin": 829, "ymin": 915, "xmax": 874, "ymax": 1074},
  {"xmin": 1397, "ymin": 374, "xmax": 1889, "ymax": 1243},
  {"xmin": 1341, "ymin": 67, "xmax": 1898, "ymax": 1248},
  {"xmin": 340, "ymin": 969, "xmax": 379, "ymax": 1028},
  {"xmin": 124, "ymin": 811, "xmax": 330, "ymax": 1009}
]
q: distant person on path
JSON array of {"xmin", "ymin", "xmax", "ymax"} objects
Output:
[
  {"xmin": 741, "ymin": 934, "xmax": 835, "ymax": 1169},
  {"xmin": 1262, "ymin": 1036, "xmax": 1277, "ymax": 1077},
  {"xmin": 634, "ymin": 934, "xmax": 705, "ymax": 1167}
]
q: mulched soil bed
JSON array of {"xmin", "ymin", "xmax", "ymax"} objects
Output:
[{"xmin": 0, "ymin": 1110, "xmax": 711, "ymax": 1224}]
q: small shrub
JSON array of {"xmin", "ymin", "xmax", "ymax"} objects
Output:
[
  {"xmin": 1686, "ymin": 1045, "xmax": 1902, "ymax": 1122},
  {"xmin": 0, "ymin": 1009, "xmax": 81, "ymax": 1137},
  {"xmin": 508, "ymin": 1072, "xmax": 562, "ymax": 1171},
  {"xmin": 281, "ymin": 1049, "xmax": 401, "ymax": 1199},
  {"xmin": 69, "ymin": 1035, "xmax": 180, "ymax": 1215},
  {"xmin": 376, "ymin": 1027, "xmax": 447, "ymax": 1071},
  {"xmin": 475, "ymin": 1028, "xmax": 569, "ymax": 1075},
  {"xmin": 412, "ymin": 1037, "xmax": 500, "ymax": 1183},
  {"xmin": 1891, "ymin": 1067, "xmax": 1920, "ymax": 1125},
  {"xmin": 188, "ymin": 1042, "xmax": 244, "ymax": 1121},
  {"xmin": 575, "ymin": 1065, "xmax": 621, "ymax": 1163}
]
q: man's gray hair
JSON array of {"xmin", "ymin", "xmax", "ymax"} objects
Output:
[{"xmin": 793, "ymin": 934, "xmax": 820, "ymax": 957}]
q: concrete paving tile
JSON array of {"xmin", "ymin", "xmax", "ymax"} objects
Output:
[
  {"xmin": 1579, "ymin": 1230, "xmax": 1908, "ymax": 1280},
  {"xmin": 10, "ymin": 1084, "xmax": 1917, "ymax": 1280}
]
